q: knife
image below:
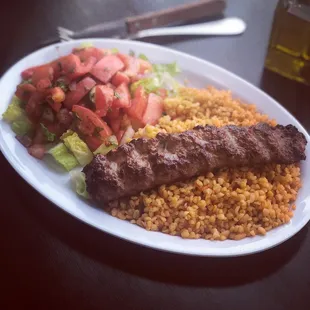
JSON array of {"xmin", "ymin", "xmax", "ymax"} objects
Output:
[{"xmin": 56, "ymin": 0, "xmax": 226, "ymax": 41}]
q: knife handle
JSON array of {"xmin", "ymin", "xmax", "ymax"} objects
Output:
[{"xmin": 126, "ymin": 0, "xmax": 226, "ymax": 34}]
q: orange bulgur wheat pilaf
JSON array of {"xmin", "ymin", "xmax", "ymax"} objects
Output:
[{"xmin": 108, "ymin": 87, "xmax": 302, "ymax": 241}]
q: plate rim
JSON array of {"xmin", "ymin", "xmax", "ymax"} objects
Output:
[{"xmin": 0, "ymin": 38, "xmax": 309, "ymax": 257}]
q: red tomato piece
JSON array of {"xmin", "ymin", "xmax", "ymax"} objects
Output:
[
  {"xmin": 72, "ymin": 105, "xmax": 112, "ymax": 138},
  {"xmin": 117, "ymin": 54, "xmax": 140, "ymax": 77},
  {"xmin": 106, "ymin": 108, "xmax": 120, "ymax": 120},
  {"xmin": 21, "ymin": 65, "xmax": 43, "ymax": 80},
  {"xmin": 57, "ymin": 54, "xmax": 96, "ymax": 81},
  {"xmin": 47, "ymin": 100, "xmax": 62, "ymax": 113},
  {"xmin": 83, "ymin": 135, "xmax": 104, "ymax": 152},
  {"xmin": 116, "ymin": 130, "xmax": 125, "ymax": 144},
  {"xmin": 126, "ymin": 85, "xmax": 147, "ymax": 120},
  {"xmin": 142, "ymin": 93, "xmax": 164, "ymax": 126},
  {"xmin": 26, "ymin": 92, "xmax": 45, "ymax": 123},
  {"xmin": 36, "ymin": 78, "xmax": 52, "ymax": 92},
  {"xmin": 138, "ymin": 59, "xmax": 152, "ymax": 74},
  {"xmin": 27, "ymin": 144, "xmax": 45, "ymax": 160},
  {"xmin": 31, "ymin": 65, "xmax": 54, "ymax": 86},
  {"xmin": 90, "ymin": 55, "xmax": 124, "ymax": 83},
  {"xmin": 15, "ymin": 83, "xmax": 36, "ymax": 102},
  {"xmin": 110, "ymin": 119, "xmax": 121, "ymax": 134},
  {"xmin": 57, "ymin": 108, "xmax": 73, "ymax": 128},
  {"xmin": 63, "ymin": 77, "xmax": 96, "ymax": 109},
  {"xmin": 73, "ymin": 47, "xmax": 105, "ymax": 63},
  {"xmin": 32, "ymin": 125, "xmax": 46, "ymax": 144},
  {"xmin": 111, "ymin": 71, "xmax": 130, "ymax": 87},
  {"xmin": 113, "ymin": 83, "xmax": 130, "ymax": 108},
  {"xmin": 157, "ymin": 88, "xmax": 168, "ymax": 99},
  {"xmin": 94, "ymin": 85, "xmax": 114, "ymax": 117}
]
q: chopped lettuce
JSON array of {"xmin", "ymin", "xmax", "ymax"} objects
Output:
[
  {"xmin": 2, "ymin": 96, "xmax": 25, "ymax": 123},
  {"xmin": 138, "ymin": 53, "xmax": 149, "ymax": 61},
  {"xmin": 77, "ymin": 42, "xmax": 93, "ymax": 49},
  {"xmin": 94, "ymin": 135, "xmax": 118, "ymax": 155},
  {"xmin": 130, "ymin": 61, "xmax": 181, "ymax": 96},
  {"xmin": 40, "ymin": 123, "xmax": 56, "ymax": 142},
  {"xmin": 11, "ymin": 120, "xmax": 32, "ymax": 136},
  {"xmin": 61, "ymin": 130, "xmax": 93, "ymax": 166},
  {"xmin": 70, "ymin": 171, "xmax": 89, "ymax": 199},
  {"xmin": 153, "ymin": 62, "xmax": 181, "ymax": 76},
  {"xmin": 48, "ymin": 143, "xmax": 79, "ymax": 171},
  {"xmin": 110, "ymin": 48, "xmax": 119, "ymax": 54},
  {"xmin": 130, "ymin": 76, "xmax": 161, "ymax": 94}
]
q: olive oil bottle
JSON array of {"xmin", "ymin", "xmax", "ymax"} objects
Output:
[{"xmin": 265, "ymin": 0, "xmax": 310, "ymax": 84}]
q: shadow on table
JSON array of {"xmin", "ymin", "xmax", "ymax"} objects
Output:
[
  {"xmin": 18, "ymin": 178, "xmax": 308, "ymax": 288},
  {"xmin": 260, "ymin": 69, "xmax": 310, "ymax": 132}
]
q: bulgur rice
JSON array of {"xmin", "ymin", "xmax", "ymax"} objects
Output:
[{"xmin": 108, "ymin": 86, "xmax": 302, "ymax": 241}]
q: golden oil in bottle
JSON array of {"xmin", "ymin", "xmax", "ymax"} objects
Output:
[{"xmin": 265, "ymin": 0, "xmax": 310, "ymax": 84}]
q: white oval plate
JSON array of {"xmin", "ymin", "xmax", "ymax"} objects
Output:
[{"xmin": 0, "ymin": 39, "xmax": 309, "ymax": 257}]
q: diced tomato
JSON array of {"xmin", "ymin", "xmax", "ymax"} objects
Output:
[
  {"xmin": 15, "ymin": 83, "xmax": 36, "ymax": 102},
  {"xmin": 31, "ymin": 65, "xmax": 54, "ymax": 86},
  {"xmin": 142, "ymin": 93, "xmax": 164, "ymax": 126},
  {"xmin": 73, "ymin": 47, "xmax": 105, "ymax": 63},
  {"xmin": 116, "ymin": 130, "xmax": 125, "ymax": 144},
  {"xmin": 90, "ymin": 55, "xmax": 124, "ymax": 83},
  {"xmin": 46, "ymin": 123, "xmax": 66, "ymax": 138},
  {"xmin": 110, "ymin": 119, "xmax": 121, "ymax": 134},
  {"xmin": 84, "ymin": 135, "xmax": 104, "ymax": 152},
  {"xmin": 94, "ymin": 85, "xmax": 114, "ymax": 117},
  {"xmin": 63, "ymin": 77, "xmax": 96, "ymax": 109},
  {"xmin": 21, "ymin": 66, "xmax": 38, "ymax": 80},
  {"xmin": 41, "ymin": 107, "xmax": 55, "ymax": 124},
  {"xmin": 117, "ymin": 54, "xmax": 140, "ymax": 77},
  {"xmin": 47, "ymin": 100, "xmax": 62, "ymax": 113},
  {"xmin": 106, "ymin": 82, "xmax": 116, "ymax": 90},
  {"xmin": 111, "ymin": 71, "xmax": 130, "ymax": 87},
  {"xmin": 32, "ymin": 126, "xmax": 46, "ymax": 144},
  {"xmin": 126, "ymin": 86, "xmax": 147, "ymax": 120},
  {"xmin": 57, "ymin": 108, "xmax": 73, "ymax": 128},
  {"xmin": 113, "ymin": 83, "xmax": 130, "ymax": 108},
  {"xmin": 27, "ymin": 144, "xmax": 45, "ymax": 160},
  {"xmin": 72, "ymin": 105, "xmax": 112, "ymax": 138},
  {"xmin": 57, "ymin": 54, "xmax": 96, "ymax": 81},
  {"xmin": 138, "ymin": 59, "xmax": 152, "ymax": 74},
  {"xmin": 26, "ymin": 92, "xmax": 45, "ymax": 123},
  {"xmin": 36, "ymin": 78, "xmax": 52, "ymax": 92},
  {"xmin": 157, "ymin": 88, "xmax": 168, "ymax": 99},
  {"xmin": 106, "ymin": 107, "xmax": 120, "ymax": 120}
]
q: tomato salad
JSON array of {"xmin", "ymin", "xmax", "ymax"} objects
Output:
[{"xmin": 2, "ymin": 45, "xmax": 180, "ymax": 172}]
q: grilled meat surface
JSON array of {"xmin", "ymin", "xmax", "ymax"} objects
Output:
[{"xmin": 83, "ymin": 123, "xmax": 307, "ymax": 203}]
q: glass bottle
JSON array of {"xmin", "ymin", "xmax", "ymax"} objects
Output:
[{"xmin": 265, "ymin": 0, "xmax": 310, "ymax": 85}]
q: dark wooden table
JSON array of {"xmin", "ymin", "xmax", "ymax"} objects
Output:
[{"xmin": 1, "ymin": 1, "xmax": 310, "ymax": 309}]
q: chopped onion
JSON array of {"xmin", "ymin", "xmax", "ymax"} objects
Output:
[{"xmin": 120, "ymin": 126, "xmax": 135, "ymax": 145}]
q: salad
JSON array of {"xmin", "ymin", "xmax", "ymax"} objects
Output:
[{"xmin": 2, "ymin": 44, "xmax": 180, "ymax": 172}]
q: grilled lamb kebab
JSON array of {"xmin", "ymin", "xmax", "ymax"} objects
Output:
[{"xmin": 83, "ymin": 123, "xmax": 307, "ymax": 203}]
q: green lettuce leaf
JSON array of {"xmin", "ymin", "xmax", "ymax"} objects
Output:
[
  {"xmin": 40, "ymin": 123, "xmax": 56, "ymax": 142},
  {"xmin": 70, "ymin": 171, "xmax": 89, "ymax": 199},
  {"xmin": 2, "ymin": 96, "xmax": 25, "ymax": 123},
  {"xmin": 48, "ymin": 143, "xmax": 79, "ymax": 171},
  {"xmin": 93, "ymin": 135, "xmax": 118, "ymax": 155},
  {"xmin": 130, "ymin": 61, "xmax": 181, "ymax": 96},
  {"xmin": 152, "ymin": 62, "xmax": 181, "ymax": 76},
  {"xmin": 61, "ymin": 130, "xmax": 93, "ymax": 166},
  {"xmin": 11, "ymin": 120, "xmax": 32, "ymax": 136}
]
